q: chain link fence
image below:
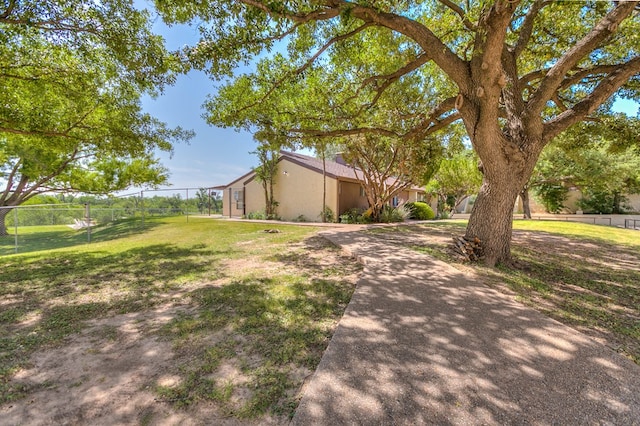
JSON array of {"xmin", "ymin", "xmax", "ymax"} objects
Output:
[{"xmin": 0, "ymin": 188, "xmax": 222, "ymax": 256}]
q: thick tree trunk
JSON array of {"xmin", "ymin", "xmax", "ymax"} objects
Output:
[
  {"xmin": 0, "ymin": 208, "xmax": 10, "ymax": 236},
  {"xmin": 465, "ymin": 178, "xmax": 522, "ymax": 266},
  {"xmin": 520, "ymin": 186, "xmax": 532, "ymax": 219}
]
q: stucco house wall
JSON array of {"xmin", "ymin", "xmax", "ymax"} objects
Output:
[
  {"xmin": 628, "ymin": 194, "xmax": 640, "ymax": 212},
  {"xmin": 244, "ymin": 178, "xmax": 264, "ymax": 216},
  {"xmin": 217, "ymin": 150, "xmax": 427, "ymax": 221},
  {"xmin": 531, "ymin": 188, "xmax": 640, "ymax": 214},
  {"xmin": 271, "ymin": 158, "xmax": 339, "ymax": 221},
  {"xmin": 217, "ymin": 173, "xmax": 252, "ymax": 217}
]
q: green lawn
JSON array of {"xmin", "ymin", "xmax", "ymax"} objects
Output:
[
  {"xmin": 405, "ymin": 219, "xmax": 640, "ymax": 364},
  {"xmin": 3, "ymin": 216, "xmax": 638, "ymax": 421},
  {"xmin": 0, "ymin": 217, "xmax": 360, "ymax": 420},
  {"xmin": 0, "ymin": 218, "xmax": 165, "ymax": 255}
]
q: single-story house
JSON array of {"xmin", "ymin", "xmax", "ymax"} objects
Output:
[{"xmin": 213, "ymin": 151, "xmax": 427, "ymax": 221}]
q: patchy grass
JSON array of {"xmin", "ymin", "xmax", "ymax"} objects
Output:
[
  {"xmin": 379, "ymin": 220, "xmax": 640, "ymax": 364},
  {"xmin": 0, "ymin": 217, "xmax": 360, "ymax": 421},
  {"xmin": 0, "ymin": 218, "xmax": 164, "ymax": 255}
]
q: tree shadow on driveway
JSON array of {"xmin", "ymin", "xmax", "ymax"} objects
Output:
[{"xmin": 293, "ymin": 230, "xmax": 640, "ymax": 425}]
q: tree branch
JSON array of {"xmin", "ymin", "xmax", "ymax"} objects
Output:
[
  {"xmin": 0, "ymin": 126, "xmax": 76, "ymax": 138},
  {"xmin": 0, "ymin": 158, "xmax": 21, "ymax": 205},
  {"xmin": 543, "ymin": 56, "xmax": 640, "ymax": 141},
  {"xmin": 438, "ymin": 0, "xmax": 476, "ymax": 30},
  {"xmin": 232, "ymin": 22, "xmax": 373, "ymax": 116},
  {"xmin": 344, "ymin": 53, "xmax": 432, "ymax": 114},
  {"xmin": 289, "ymin": 126, "xmax": 401, "ymax": 139},
  {"xmin": 19, "ymin": 146, "xmax": 82, "ymax": 203},
  {"xmin": 239, "ymin": 0, "xmax": 340, "ymax": 24},
  {"xmin": 336, "ymin": 1, "xmax": 471, "ymax": 93},
  {"xmin": 527, "ymin": 1, "xmax": 638, "ymax": 115},
  {"xmin": 513, "ymin": 0, "xmax": 551, "ymax": 57},
  {"xmin": 0, "ymin": 0, "xmax": 16, "ymax": 20},
  {"xmin": 404, "ymin": 97, "xmax": 460, "ymax": 140}
]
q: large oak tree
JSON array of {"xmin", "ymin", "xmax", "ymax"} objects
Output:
[{"xmin": 158, "ymin": 0, "xmax": 640, "ymax": 265}]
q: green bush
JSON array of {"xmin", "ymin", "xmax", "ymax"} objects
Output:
[
  {"xmin": 405, "ymin": 202, "xmax": 435, "ymax": 220},
  {"xmin": 578, "ymin": 190, "xmax": 629, "ymax": 214},
  {"xmin": 246, "ymin": 210, "xmax": 279, "ymax": 220},
  {"xmin": 319, "ymin": 206, "xmax": 335, "ymax": 223},
  {"xmin": 535, "ymin": 184, "xmax": 568, "ymax": 213},
  {"xmin": 339, "ymin": 208, "xmax": 371, "ymax": 224}
]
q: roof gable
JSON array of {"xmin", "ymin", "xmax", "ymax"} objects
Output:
[
  {"xmin": 278, "ymin": 151, "xmax": 359, "ymax": 181},
  {"xmin": 216, "ymin": 150, "xmax": 425, "ymax": 192}
]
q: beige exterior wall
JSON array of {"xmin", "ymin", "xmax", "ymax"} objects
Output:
[
  {"xmin": 243, "ymin": 159, "xmax": 340, "ymax": 222},
  {"xmin": 628, "ymin": 194, "xmax": 640, "ymax": 212},
  {"xmin": 338, "ymin": 181, "xmax": 369, "ymax": 214},
  {"xmin": 244, "ymin": 178, "xmax": 265, "ymax": 215},
  {"xmin": 220, "ymin": 174, "xmax": 252, "ymax": 217},
  {"xmin": 221, "ymin": 186, "xmax": 246, "ymax": 217},
  {"xmin": 397, "ymin": 190, "xmax": 425, "ymax": 204},
  {"xmin": 523, "ymin": 189, "xmax": 640, "ymax": 214},
  {"xmin": 405, "ymin": 190, "xmax": 425, "ymax": 203}
]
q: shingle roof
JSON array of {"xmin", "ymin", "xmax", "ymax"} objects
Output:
[
  {"xmin": 218, "ymin": 150, "xmax": 424, "ymax": 192},
  {"xmin": 279, "ymin": 151, "xmax": 425, "ymax": 192},
  {"xmin": 278, "ymin": 150, "xmax": 360, "ymax": 181}
]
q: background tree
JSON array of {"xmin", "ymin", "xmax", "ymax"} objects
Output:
[
  {"xmin": 341, "ymin": 134, "xmax": 442, "ymax": 222},
  {"xmin": 311, "ymin": 138, "xmax": 334, "ymax": 222},
  {"xmin": 530, "ymin": 117, "xmax": 640, "ymax": 214},
  {"xmin": 195, "ymin": 188, "xmax": 219, "ymax": 214},
  {"xmin": 159, "ymin": 0, "xmax": 640, "ymax": 265},
  {"xmin": 252, "ymin": 129, "xmax": 283, "ymax": 219},
  {"xmin": 426, "ymin": 150, "xmax": 482, "ymax": 218},
  {"xmin": 0, "ymin": 1, "xmax": 192, "ymax": 235}
]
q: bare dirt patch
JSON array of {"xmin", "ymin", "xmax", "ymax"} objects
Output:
[
  {"xmin": 3, "ymin": 305, "xmax": 182, "ymax": 425},
  {"xmin": 0, "ymin": 231, "xmax": 361, "ymax": 425}
]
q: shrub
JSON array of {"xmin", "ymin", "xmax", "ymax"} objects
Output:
[
  {"xmin": 246, "ymin": 210, "xmax": 279, "ymax": 220},
  {"xmin": 535, "ymin": 183, "xmax": 568, "ymax": 213},
  {"xmin": 405, "ymin": 202, "xmax": 435, "ymax": 220},
  {"xmin": 578, "ymin": 190, "xmax": 629, "ymax": 214},
  {"xmin": 246, "ymin": 210, "xmax": 266, "ymax": 220},
  {"xmin": 380, "ymin": 205, "xmax": 410, "ymax": 223},
  {"xmin": 319, "ymin": 206, "xmax": 335, "ymax": 223},
  {"xmin": 294, "ymin": 214, "xmax": 308, "ymax": 222},
  {"xmin": 339, "ymin": 208, "xmax": 371, "ymax": 224}
]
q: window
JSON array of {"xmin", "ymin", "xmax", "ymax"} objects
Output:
[{"xmin": 392, "ymin": 196, "xmax": 399, "ymax": 207}]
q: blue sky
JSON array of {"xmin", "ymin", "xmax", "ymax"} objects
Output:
[{"xmin": 138, "ymin": 3, "xmax": 639, "ymax": 191}]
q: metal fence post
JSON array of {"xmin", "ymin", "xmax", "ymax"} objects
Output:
[
  {"xmin": 14, "ymin": 208, "xmax": 18, "ymax": 254},
  {"xmin": 85, "ymin": 203, "xmax": 91, "ymax": 244},
  {"xmin": 141, "ymin": 191, "xmax": 145, "ymax": 226}
]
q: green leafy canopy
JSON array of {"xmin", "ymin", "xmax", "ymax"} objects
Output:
[{"xmin": 1, "ymin": 0, "xmax": 194, "ymax": 224}]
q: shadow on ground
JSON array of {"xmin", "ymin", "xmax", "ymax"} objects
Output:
[{"xmin": 293, "ymin": 230, "xmax": 640, "ymax": 425}]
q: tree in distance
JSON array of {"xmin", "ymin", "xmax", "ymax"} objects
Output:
[
  {"xmin": 157, "ymin": 0, "xmax": 640, "ymax": 265},
  {"xmin": 426, "ymin": 150, "xmax": 482, "ymax": 218},
  {"xmin": 530, "ymin": 114, "xmax": 640, "ymax": 214},
  {"xmin": 0, "ymin": 0, "xmax": 193, "ymax": 236}
]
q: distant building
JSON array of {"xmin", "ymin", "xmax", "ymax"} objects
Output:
[{"xmin": 213, "ymin": 151, "xmax": 426, "ymax": 221}]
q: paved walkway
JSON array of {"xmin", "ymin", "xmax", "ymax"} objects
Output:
[{"xmin": 292, "ymin": 229, "xmax": 640, "ymax": 425}]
